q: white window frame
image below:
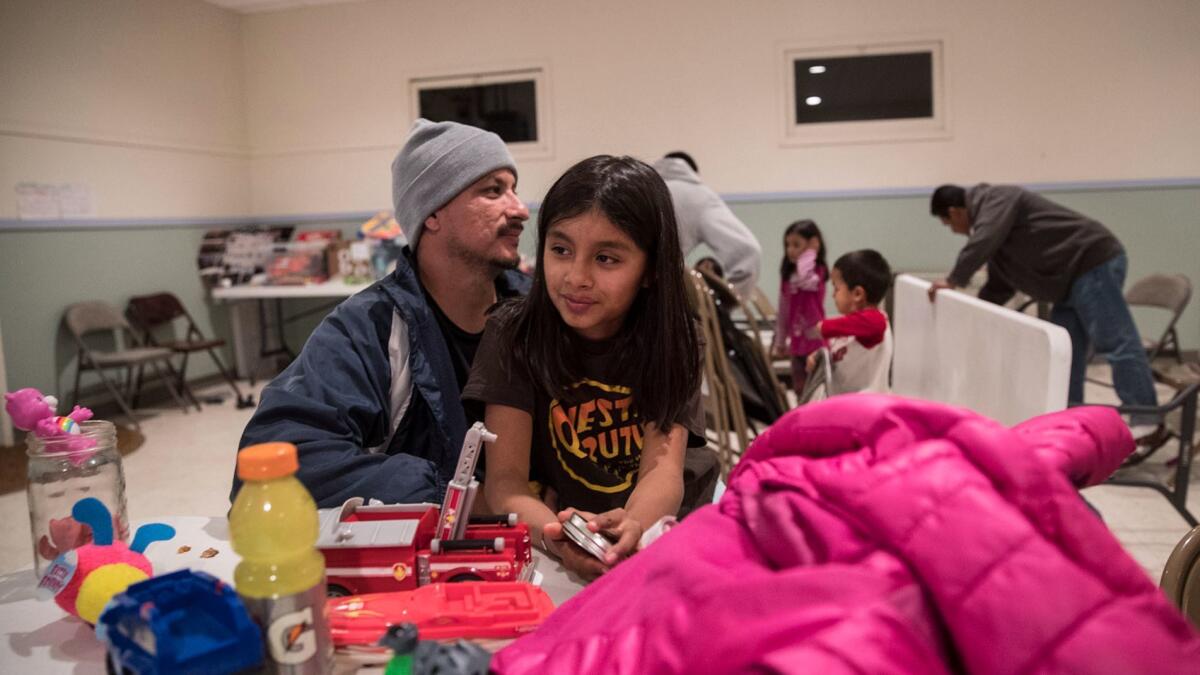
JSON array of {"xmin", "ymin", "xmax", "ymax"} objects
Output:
[
  {"xmin": 779, "ymin": 36, "xmax": 950, "ymax": 147},
  {"xmin": 408, "ymin": 64, "xmax": 553, "ymax": 159}
]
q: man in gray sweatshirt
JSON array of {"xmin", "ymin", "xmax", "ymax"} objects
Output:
[
  {"xmin": 654, "ymin": 152, "xmax": 762, "ymax": 299},
  {"xmin": 928, "ymin": 183, "xmax": 1158, "ymax": 426}
]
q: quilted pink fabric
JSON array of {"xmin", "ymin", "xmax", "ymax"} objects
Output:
[{"xmin": 494, "ymin": 395, "xmax": 1200, "ymax": 674}]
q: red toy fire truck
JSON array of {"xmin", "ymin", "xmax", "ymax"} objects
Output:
[{"xmin": 317, "ymin": 423, "xmax": 533, "ymax": 596}]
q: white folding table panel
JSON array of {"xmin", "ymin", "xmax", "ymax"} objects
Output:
[{"xmin": 891, "ymin": 274, "xmax": 1072, "ymax": 426}]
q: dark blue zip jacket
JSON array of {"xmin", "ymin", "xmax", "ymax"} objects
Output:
[{"xmin": 231, "ymin": 252, "xmax": 530, "ymax": 508}]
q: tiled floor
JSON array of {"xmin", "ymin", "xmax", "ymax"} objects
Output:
[{"xmin": 1, "ymin": 367, "xmax": 1196, "ymax": 584}]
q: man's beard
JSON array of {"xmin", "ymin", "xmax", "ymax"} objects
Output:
[{"xmin": 447, "ymin": 229, "xmax": 521, "ymax": 273}]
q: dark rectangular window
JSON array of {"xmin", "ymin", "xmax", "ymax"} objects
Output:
[
  {"xmin": 418, "ymin": 80, "xmax": 538, "ymax": 143},
  {"xmin": 793, "ymin": 52, "xmax": 933, "ymax": 124}
]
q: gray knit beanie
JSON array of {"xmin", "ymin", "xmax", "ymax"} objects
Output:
[{"xmin": 391, "ymin": 119, "xmax": 517, "ymax": 249}]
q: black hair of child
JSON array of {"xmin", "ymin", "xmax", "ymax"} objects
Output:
[
  {"xmin": 495, "ymin": 155, "xmax": 701, "ymax": 430},
  {"xmin": 833, "ymin": 249, "xmax": 893, "ymax": 305},
  {"xmin": 780, "ymin": 219, "xmax": 827, "ymax": 280},
  {"xmin": 930, "ymin": 184, "xmax": 966, "ymax": 218},
  {"xmin": 663, "ymin": 151, "xmax": 698, "ymax": 173}
]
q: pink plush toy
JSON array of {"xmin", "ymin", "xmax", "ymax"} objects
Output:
[
  {"xmin": 4, "ymin": 387, "xmax": 96, "ymax": 455},
  {"xmin": 37, "ymin": 498, "xmax": 174, "ymax": 624}
]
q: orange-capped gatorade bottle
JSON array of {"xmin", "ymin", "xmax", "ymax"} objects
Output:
[{"xmin": 230, "ymin": 443, "xmax": 331, "ymax": 673}]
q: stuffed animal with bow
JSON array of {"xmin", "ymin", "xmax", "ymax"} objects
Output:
[
  {"xmin": 4, "ymin": 387, "xmax": 96, "ymax": 454},
  {"xmin": 37, "ymin": 498, "xmax": 175, "ymax": 625}
]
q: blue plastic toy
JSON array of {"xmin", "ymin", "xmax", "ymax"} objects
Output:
[{"xmin": 96, "ymin": 569, "xmax": 264, "ymax": 675}]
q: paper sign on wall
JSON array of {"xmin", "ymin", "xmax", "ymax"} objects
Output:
[
  {"xmin": 57, "ymin": 183, "xmax": 95, "ymax": 218},
  {"xmin": 14, "ymin": 182, "xmax": 95, "ymax": 220},
  {"xmin": 15, "ymin": 183, "xmax": 59, "ymax": 220}
]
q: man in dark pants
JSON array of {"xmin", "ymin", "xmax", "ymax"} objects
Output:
[{"xmin": 928, "ymin": 183, "xmax": 1159, "ymax": 433}]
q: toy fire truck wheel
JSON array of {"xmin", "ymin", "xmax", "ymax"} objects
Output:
[
  {"xmin": 327, "ymin": 583, "xmax": 353, "ymax": 597},
  {"xmin": 447, "ymin": 573, "xmax": 484, "ymax": 583}
]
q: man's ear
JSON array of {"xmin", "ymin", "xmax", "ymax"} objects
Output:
[{"xmin": 423, "ymin": 211, "xmax": 441, "ymax": 234}]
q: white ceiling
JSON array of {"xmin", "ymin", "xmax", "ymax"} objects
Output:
[{"xmin": 204, "ymin": 0, "xmax": 367, "ymax": 14}]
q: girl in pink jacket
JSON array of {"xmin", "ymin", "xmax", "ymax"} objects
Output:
[{"xmin": 773, "ymin": 219, "xmax": 827, "ymax": 395}]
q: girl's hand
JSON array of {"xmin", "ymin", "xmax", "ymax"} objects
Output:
[
  {"xmin": 586, "ymin": 508, "xmax": 644, "ymax": 565},
  {"xmin": 771, "ymin": 343, "xmax": 789, "ymax": 360},
  {"xmin": 542, "ymin": 510, "xmax": 609, "ymax": 581}
]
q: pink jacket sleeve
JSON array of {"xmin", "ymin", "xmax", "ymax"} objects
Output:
[{"xmin": 789, "ymin": 249, "xmax": 821, "ymax": 292}]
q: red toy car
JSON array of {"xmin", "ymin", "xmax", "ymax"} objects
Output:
[
  {"xmin": 317, "ymin": 499, "xmax": 533, "ymax": 596},
  {"xmin": 326, "ymin": 581, "xmax": 554, "ymax": 645}
]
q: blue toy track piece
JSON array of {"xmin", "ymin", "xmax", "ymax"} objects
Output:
[{"xmin": 97, "ymin": 570, "xmax": 264, "ymax": 675}]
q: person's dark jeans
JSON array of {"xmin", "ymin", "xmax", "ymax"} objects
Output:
[{"xmin": 1050, "ymin": 254, "xmax": 1158, "ymax": 423}]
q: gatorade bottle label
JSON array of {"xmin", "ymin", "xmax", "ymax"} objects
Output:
[{"xmin": 242, "ymin": 584, "xmax": 332, "ymax": 674}]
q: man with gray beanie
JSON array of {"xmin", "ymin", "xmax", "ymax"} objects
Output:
[{"xmin": 233, "ymin": 119, "xmax": 531, "ymax": 507}]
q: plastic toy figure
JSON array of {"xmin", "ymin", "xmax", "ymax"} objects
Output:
[
  {"xmin": 97, "ymin": 570, "xmax": 264, "ymax": 675},
  {"xmin": 36, "ymin": 498, "xmax": 175, "ymax": 624},
  {"xmin": 4, "ymin": 387, "xmax": 96, "ymax": 455}
]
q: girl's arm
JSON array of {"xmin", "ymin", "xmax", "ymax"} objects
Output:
[
  {"xmin": 588, "ymin": 421, "xmax": 687, "ymax": 562},
  {"xmin": 627, "ymin": 422, "xmax": 687, "ymax": 525},
  {"xmin": 481, "ymin": 403, "xmax": 558, "ymax": 548}
]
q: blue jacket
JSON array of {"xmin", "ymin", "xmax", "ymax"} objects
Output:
[{"xmin": 232, "ymin": 252, "xmax": 530, "ymax": 508}]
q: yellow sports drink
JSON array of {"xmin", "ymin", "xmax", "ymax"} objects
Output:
[{"xmin": 230, "ymin": 442, "xmax": 332, "ymax": 674}]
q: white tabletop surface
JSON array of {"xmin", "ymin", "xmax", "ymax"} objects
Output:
[
  {"xmin": 0, "ymin": 516, "xmax": 583, "ymax": 673},
  {"xmin": 211, "ymin": 279, "xmax": 372, "ymax": 300}
]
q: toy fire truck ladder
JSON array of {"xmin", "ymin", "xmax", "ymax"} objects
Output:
[{"xmin": 436, "ymin": 422, "xmax": 496, "ymax": 541}]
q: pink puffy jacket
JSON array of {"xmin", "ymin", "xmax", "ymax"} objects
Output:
[{"xmin": 494, "ymin": 395, "xmax": 1200, "ymax": 674}]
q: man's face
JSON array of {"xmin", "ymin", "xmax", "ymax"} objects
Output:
[
  {"xmin": 939, "ymin": 206, "xmax": 971, "ymax": 235},
  {"xmin": 427, "ymin": 169, "xmax": 529, "ymax": 270}
]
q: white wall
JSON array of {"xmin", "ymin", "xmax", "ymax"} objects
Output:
[
  {"xmin": 241, "ymin": 0, "xmax": 1200, "ymax": 216},
  {"xmin": 0, "ymin": 0, "xmax": 250, "ymax": 219}
]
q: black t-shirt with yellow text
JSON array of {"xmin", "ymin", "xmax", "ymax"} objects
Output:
[{"xmin": 462, "ymin": 316, "xmax": 705, "ymax": 515}]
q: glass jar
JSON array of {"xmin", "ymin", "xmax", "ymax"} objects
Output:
[{"xmin": 26, "ymin": 420, "xmax": 129, "ymax": 578}]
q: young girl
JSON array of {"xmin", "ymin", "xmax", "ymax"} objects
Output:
[
  {"xmin": 463, "ymin": 155, "xmax": 705, "ymax": 581},
  {"xmin": 772, "ymin": 219, "xmax": 828, "ymax": 395}
]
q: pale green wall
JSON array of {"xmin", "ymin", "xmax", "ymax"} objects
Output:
[
  {"xmin": 2, "ymin": 184, "xmax": 1196, "ymax": 399},
  {"xmin": 717, "ymin": 185, "xmax": 1200, "ymax": 347}
]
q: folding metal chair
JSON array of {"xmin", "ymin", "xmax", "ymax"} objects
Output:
[
  {"xmin": 1125, "ymin": 273, "xmax": 1191, "ymax": 363},
  {"xmin": 688, "ymin": 271, "xmax": 750, "ymax": 481},
  {"xmin": 1161, "ymin": 523, "xmax": 1200, "ymax": 629},
  {"xmin": 798, "ymin": 348, "xmax": 834, "ymax": 404},
  {"xmin": 126, "ymin": 293, "xmax": 253, "ymax": 409},
  {"xmin": 64, "ymin": 300, "xmax": 191, "ymax": 430}
]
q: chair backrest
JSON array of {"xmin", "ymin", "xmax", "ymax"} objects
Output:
[
  {"xmin": 798, "ymin": 347, "xmax": 834, "ymax": 404},
  {"xmin": 1125, "ymin": 274, "xmax": 1192, "ymax": 314},
  {"xmin": 748, "ymin": 287, "xmax": 777, "ymax": 323},
  {"xmin": 696, "ymin": 270, "xmax": 789, "ymax": 417},
  {"xmin": 1161, "ymin": 524, "xmax": 1200, "ymax": 629},
  {"xmin": 126, "ymin": 293, "xmax": 188, "ymax": 330},
  {"xmin": 688, "ymin": 271, "xmax": 750, "ymax": 480},
  {"xmin": 64, "ymin": 301, "xmax": 131, "ymax": 339}
]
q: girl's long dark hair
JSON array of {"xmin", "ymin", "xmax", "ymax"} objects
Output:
[
  {"xmin": 497, "ymin": 155, "xmax": 701, "ymax": 430},
  {"xmin": 779, "ymin": 219, "xmax": 827, "ymax": 280}
]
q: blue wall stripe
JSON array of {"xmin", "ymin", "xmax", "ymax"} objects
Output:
[{"xmin": 2, "ymin": 176, "xmax": 1197, "ymax": 232}]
